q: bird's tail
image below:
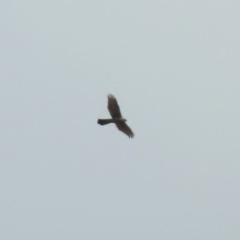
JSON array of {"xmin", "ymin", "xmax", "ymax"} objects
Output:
[{"xmin": 97, "ymin": 119, "xmax": 113, "ymax": 125}]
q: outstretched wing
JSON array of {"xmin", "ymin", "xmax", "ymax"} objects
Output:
[
  {"xmin": 107, "ymin": 94, "xmax": 122, "ymax": 118},
  {"xmin": 116, "ymin": 122, "xmax": 134, "ymax": 138}
]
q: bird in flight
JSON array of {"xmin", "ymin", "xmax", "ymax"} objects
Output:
[{"xmin": 97, "ymin": 94, "xmax": 134, "ymax": 138}]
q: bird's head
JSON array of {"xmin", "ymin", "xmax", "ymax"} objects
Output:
[{"xmin": 121, "ymin": 118, "xmax": 127, "ymax": 122}]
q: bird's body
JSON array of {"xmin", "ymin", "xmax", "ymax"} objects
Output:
[
  {"xmin": 97, "ymin": 94, "xmax": 134, "ymax": 138},
  {"xmin": 98, "ymin": 117, "xmax": 126, "ymax": 125}
]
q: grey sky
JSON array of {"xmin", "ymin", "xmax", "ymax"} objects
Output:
[{"xmin": 1, "ymin": 1, "xmax": 240, "ymax": 239}]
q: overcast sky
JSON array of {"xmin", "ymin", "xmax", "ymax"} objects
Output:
[{"xmin": 1, "ymin": 1, "xmax": 240, "ymax": 239}]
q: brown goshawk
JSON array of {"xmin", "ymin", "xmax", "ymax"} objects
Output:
[{"xmin": 97, "ymin": 94, "xmax": 134, "ymax": 138}]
